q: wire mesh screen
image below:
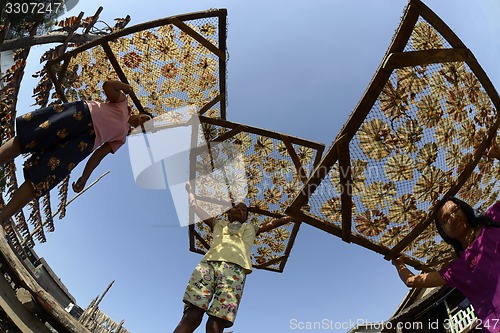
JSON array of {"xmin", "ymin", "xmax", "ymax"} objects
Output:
[
  {"xmin": 50, "ymin": 10, "xmax": 226, "ymax": 119},
  {"xmin": 108, "ymin": 18, "xmax": 222, "ymax": 117},
  {"xmin": 288, "ymin": 6, "xmax": 500, "ymax": 269},
  {"xmin": 59, "ymin": 45, "xmax": 119, "ymax": 102},
  {"xmin": 403, "ymin": 18, "xmax": 451, "ymax": 52},
  {"xmin": 189, "ymin": 118, "xmax": 324, "ymax": 272}
]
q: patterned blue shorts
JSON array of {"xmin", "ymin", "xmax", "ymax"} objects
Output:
[{"xmin": 16, "ymin": 101, "xmax": 96, "ymax": 198}]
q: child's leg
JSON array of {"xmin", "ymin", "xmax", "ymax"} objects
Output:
[
  {"xmin": 0, "ymin": 137, "xmax": 21, "ymax": 166},
  {"xmin": 205, "ymin": 316, "xmax": 227, "ymax": 333},
  {"xmin": 206, "ymin": 262, "xmax": 246, "ymax": 329},
  {"xmin": 0, "ymin": 181, "xmax": 35, "ymax": 225},
  {"xmin": 173, "ymin": 306, "xmax": 204, "ymax": 333}
]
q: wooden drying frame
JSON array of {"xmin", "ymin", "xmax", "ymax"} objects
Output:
[
  {"xmin": 188, "ymin": 116, "xmax": 325, "ymax": 272},
  {"xmin": 285, "ymin": 0, "xmax": 500, "ymax": 270},
  {"xmin": 46, "ymin": 8, "xmax": 228, "ymax": 120}
]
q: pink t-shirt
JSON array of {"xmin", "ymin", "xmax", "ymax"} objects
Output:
[
  {"xmin": 439, "ymin": 202, "xmax": 500, "ymax": 332},
  {"xmin": 85, "ymin": 93, "xmax": 131, "ymax": 153}
]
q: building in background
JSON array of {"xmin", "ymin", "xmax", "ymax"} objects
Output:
[{"xmin": 348, "ymin": 287, "xmax": 480, "ymax": 333}]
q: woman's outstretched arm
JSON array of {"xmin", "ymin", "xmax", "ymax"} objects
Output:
[{"xmin": 392, "ymin": 257, "xmax": 447, "ymax": 288}]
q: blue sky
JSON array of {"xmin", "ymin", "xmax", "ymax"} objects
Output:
[{"xmin": 13, "ymin": 0, "xmax": 500, "ymax": 332}]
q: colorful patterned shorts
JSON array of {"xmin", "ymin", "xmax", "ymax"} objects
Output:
[
  {"xmin": 183, "ymin": 260, "xmax": 247, "ymax": 327},
  {"xmin": 16, "ymin": 101, "xmax": 96, "ymax": 198}
]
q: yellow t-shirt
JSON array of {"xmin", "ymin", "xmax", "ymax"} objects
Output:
[{"xmin": 203, "ymin": 218, "xmax": 258, "ymax": 274}]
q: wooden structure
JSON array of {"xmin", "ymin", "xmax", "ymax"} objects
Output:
[
  {"xmin": 189, "ymin": 116, "xmax": 324, "ymax": 272},
  {"xmin": 46, "ymin": 9, "xmax": 228, "ymax": 118},
  {"xmin": 78, "ymin": 281, "xmax": 130, "ymax": 333},
  {"xmin": 285, "ymin": 0, "xmax": 500, "ymax": 270},
  {"xmin": 0, "ymin": 225, "xmax": 129, "ymax": 332},
  {"xmin": 381, "ymin": 287, "xmax": 479, "ymax": 333},
  {"xmin": 0, "ymin": 226, "xmax": 91, "ymax": 333}
]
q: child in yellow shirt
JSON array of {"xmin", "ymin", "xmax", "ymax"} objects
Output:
[{"xmin": 173, "ymin": 184, "xmax": 293, "ymax": 332}]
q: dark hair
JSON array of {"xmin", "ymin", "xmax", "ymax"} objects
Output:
[
  {"xmin": 227, "ymin": 202, "xmax": 249, "ymax": 221},
  {"xmin": 434, "ymin": 197, "xmax": 498, "ymax": 255}
]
